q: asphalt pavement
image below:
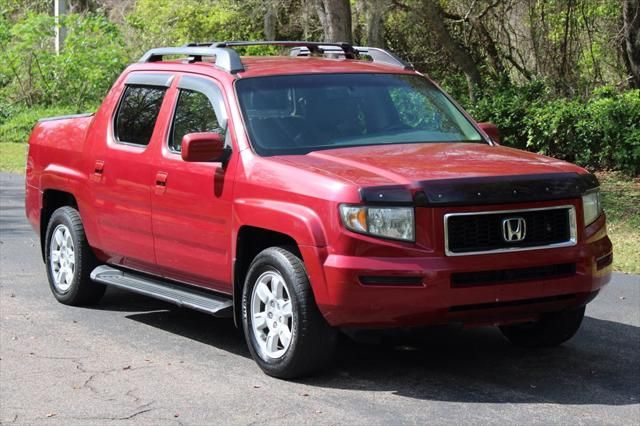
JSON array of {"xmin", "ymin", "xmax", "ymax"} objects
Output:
[{"xmin": 1, "ymin": 172, "xmax": 639, "ymax": 425}]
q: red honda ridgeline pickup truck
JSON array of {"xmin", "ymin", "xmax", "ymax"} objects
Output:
[{"xmin": 25, "ymin": 41, "xmax": 612, "ymax": 378}]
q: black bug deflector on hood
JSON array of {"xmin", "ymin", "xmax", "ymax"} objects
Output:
[{"xmin": 359, "ymin": 173, "xmax": 599, "ymax": 207}]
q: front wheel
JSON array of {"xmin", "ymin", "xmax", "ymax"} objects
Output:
[
  {"xmin": 242, "ymin": 247, "xmax": 337, "ymax": 379},
  {"xmin": 499, "ymin": 306, "xmax": 585, "ymax": 347}
]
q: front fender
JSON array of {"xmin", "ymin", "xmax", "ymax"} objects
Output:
[
  {"xmin": 233, "ymin": 198, "xmax": 327, "ymax": 247},
  {"xmin": 232, "ymin": 198, "xmax": 332, "ymax": 315}
]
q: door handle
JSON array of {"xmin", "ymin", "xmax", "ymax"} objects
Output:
[
  {"xmin": 91, "ymin": 160, "xmax": 105, "ymax": 182},
  {"xmin": 155, "ymin": 172, "xmax": 168, "ymax": 194},
  {"xmin": 155, "ymin": 172, "xmax": 168, "ymax": 186},
  {"xmin": 94, "ymin": 160, "xmax": 104, "ymax": 175}
]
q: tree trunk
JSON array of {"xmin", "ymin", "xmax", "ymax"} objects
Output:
[
  {"xmin": 366, "ymin": 0, "xmax": 387, "ymax": 47},
  {"xmin": 68, "ymin": 0, "xmax": 95, "ymax": 13},
  {"xmin": 623, "ymin": 0, "xmax": 640, "ymax": 88},
  {"xmin": 314, "ymin": 0, "xmax": 353, "ymax": 43},
  {"xmin": 264, "ymin": 1, "xmax": 277, "ymax": 41},
  {"xmin": 422, "ymin": 0, "xmax": 483, "ymax": 100},
  {"xmin": 470, "ymin": 17, "xmax": 508, "ymax": 83}
]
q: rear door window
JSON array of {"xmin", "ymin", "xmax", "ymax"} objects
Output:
[{"xmin": 115, "ymin": 85, "xmax": 167, "ymax": 146}]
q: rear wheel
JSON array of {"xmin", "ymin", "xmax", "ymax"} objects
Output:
[
  {"xmin": 45, "ymin": 206, "xmax": 105, "ymax": 306},
  {"xmin": 500, "ymin": 306, "xmax": 585, "ymax": 347},
  {"xmin": 242, "ymin": 247, "xmax": 337, "ymax": 379}
]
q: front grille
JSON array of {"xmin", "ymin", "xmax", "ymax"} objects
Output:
[
  {"xmin": 445, "ymin": 206, "xmax": 575, "ymax": 255},
  {"xmin": 451, "ymin": 263, "xmax": 576, "ymax": 287}
]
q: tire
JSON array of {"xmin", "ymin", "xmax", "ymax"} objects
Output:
[
  {"xmin": 44, "ymin": 206, "xmax": 105, "ymax": 306},
  {"xmin": 242, "ymin": 246, "xmax": 337, "ymax": 379},
  {"xmin": 499, "ymin": 306, "xmax": 585, "ymax": 348}
]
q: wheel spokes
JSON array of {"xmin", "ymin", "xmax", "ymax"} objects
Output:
[
  {"xmin": 266, "ymin": 330, "xmax": 279, "ymax": 353},
  {"xmin": 253, "ymin": 312, "xmax": 267, "ymax": 330},
  {"xmin": 54, "ymin": 229, "xmax": 64, "ymax": 246},
  {"xmin": 271, "ymin": 276, "xmax": 284, "ymax": 299},
  {"xmin": 255, "ymin": 282, "xmax": 271, "ymax": 303},
  {"xmin": 278, "ymin": 326, "xmax": 291, "ymax": 348},
  {"xmin": 250, "ymin": 270, "xmax": 295, "ymax": 359},
  {"xmin": 281, "ymin": 300, "xmax": 292, "ymax": 318}
]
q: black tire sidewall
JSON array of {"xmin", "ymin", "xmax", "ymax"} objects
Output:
[
  {"xmin": 242, "ymin": 251, "xmax": 304, "ymax": 375},
  {"xmin": 44, "ymin": 207, "xmax": 98, "ymax": 304}
]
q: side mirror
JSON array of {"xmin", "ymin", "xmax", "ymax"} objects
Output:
[
  {"xmin": 181, "ymin": 132, "xmax": 226, "ymax": 162},
  {"xmin": 478, "ymin": 122, "xmax": 501, "ymax": 144}
]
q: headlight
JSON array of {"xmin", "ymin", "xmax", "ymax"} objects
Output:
[
  {"xmin": 582, "ymin": 188, "xmax": 602, "ymax": 226},
  {"xmin": 340, "ymin": 205, "xmax": 415, "ymax": 241}
]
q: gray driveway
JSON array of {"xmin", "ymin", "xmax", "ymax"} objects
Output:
[{"xmin": 1, "ymin": 172, "xmax": 638, "ymax": 425}]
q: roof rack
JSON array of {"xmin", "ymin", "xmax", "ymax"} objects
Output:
[
  {"xmin": 207, "ymin": 40, "xmax": 358, "ymax": 59},
  {"xmin": 289, "ymin": 45, "xmax": 412, "ymax": 70},
  {"xmin": 138, "ymin": 46, "xmax": 245, "ymax": 73},
  {"xmin": 138, "ymin": 41, "xmax": 412, "ymax": 74}
]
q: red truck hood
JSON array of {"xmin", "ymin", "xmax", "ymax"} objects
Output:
[{"xmin": 275, "ymin": 143, "xmax": 584, "ymax": 186}]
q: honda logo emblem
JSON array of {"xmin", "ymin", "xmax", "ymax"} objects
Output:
[{"xmin": 502, "ymin": 217, "xmax": 526, "ymax": 242}]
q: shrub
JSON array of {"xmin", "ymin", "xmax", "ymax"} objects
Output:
[
  {"xmin": 126, "ymin": 0, "xmax": 265, "ymax": 54},
  {"xmin": 472, "ymin": 83, "xmax": 640, "ymax": 176},
  {"xmin": 0, "ymin": 106, "xmax": 77, "ymax": 144},
  {"xmin": 0, "ymin": 12, "xmax": 129, "ymax": 110},
  {"xmin": 470, "ymin": 80, "xmax": 550, "ymax": 149},
  {"xmin": 526, "ymin": 88, "xmax": 640, "ymax": 175}
]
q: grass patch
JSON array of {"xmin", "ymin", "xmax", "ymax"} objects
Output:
[
  {"xmin": 597, "ymin": 171, "xmax": 640, "ymax": 274},
  {"xmin": 0, "ymin": 142, "xmax": 26, "ymax": 173}
]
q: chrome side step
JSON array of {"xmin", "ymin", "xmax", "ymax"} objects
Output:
[{"xmin": 90, "ymin": 265, "xmax": 232, "ymax": 317}]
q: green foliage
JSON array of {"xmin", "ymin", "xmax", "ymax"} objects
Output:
[
  {"xmin": 0, "ymin": 12, "xmax": 128, "ymax": 110},
  {"xmin": 472, "ymin": 83, "xmax": 640, "ymax": 175},
  {"xmin": 0, "ymin": 105, "xmax": 77, "ymax": 143},
  {"xmin": 126, "ymin": 0, "xmax": 265, "ymax": 54},
  {"xmin": 470, "ymin": 80, "xmax": 550, "ymax": 148},
  {"xmin": 0, "ymin": 13, "xmax": 56, "ymax": 107},
  {"xmin": 527, "ymin": 88, "xmax": 640, "ymax": 175},
  {"xmin": 51, "ymin": 14, "xmax": 129, "ymax": 108}
]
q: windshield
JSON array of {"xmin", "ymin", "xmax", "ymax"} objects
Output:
[{"xmin": 236, "ymin": 73, "xmax": 484, "ymax": 156}]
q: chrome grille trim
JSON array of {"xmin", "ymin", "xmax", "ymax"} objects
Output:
[{"xmin": 444, "ymin": 205, "xmax": 577, "ymax": 256}]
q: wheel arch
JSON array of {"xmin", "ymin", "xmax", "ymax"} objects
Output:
[
  {"xmin": 233, "ymin": 225, "xmax": 302, "ymax": 327},
  {"xmin": 231, "ymin": 199, "xmax": 329, "ymax": 327},
  {"xmin": 39, "ymin": 189, "xmax": 79, "ymax": 261}
]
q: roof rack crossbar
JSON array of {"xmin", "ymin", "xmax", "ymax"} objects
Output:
[
  {"xmin": 138, "ymin": 47, "xmax": 245, "ymax": 73},
  {"xmin": 139, "ymin": 41, "xmax": 412, "ymax": 73},
  {"xmin": 205, "ymin": 40, "xmax": 359, "ymax": 59},
  {"xmin": 290, "ymin": 45, "xmax": 412, "ymax": 70}
]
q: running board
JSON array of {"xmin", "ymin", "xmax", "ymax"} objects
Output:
[{"xmin": 90, "ymin": 265, "xmax": 232, "ymax": 317}]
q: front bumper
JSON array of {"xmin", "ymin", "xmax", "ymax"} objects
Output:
[{"xmin": 302, "ymin": 214, "xmax": 612, "ymax": 328}]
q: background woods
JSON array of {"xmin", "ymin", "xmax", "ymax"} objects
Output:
[{"xmin": 1, "ymin": 0, "xmax": 639, "ymax": 174}]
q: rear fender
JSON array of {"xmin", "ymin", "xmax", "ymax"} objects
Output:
[{"xmin": 39, "ymin": 166, "xmax": 102, "ymax": 254}]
